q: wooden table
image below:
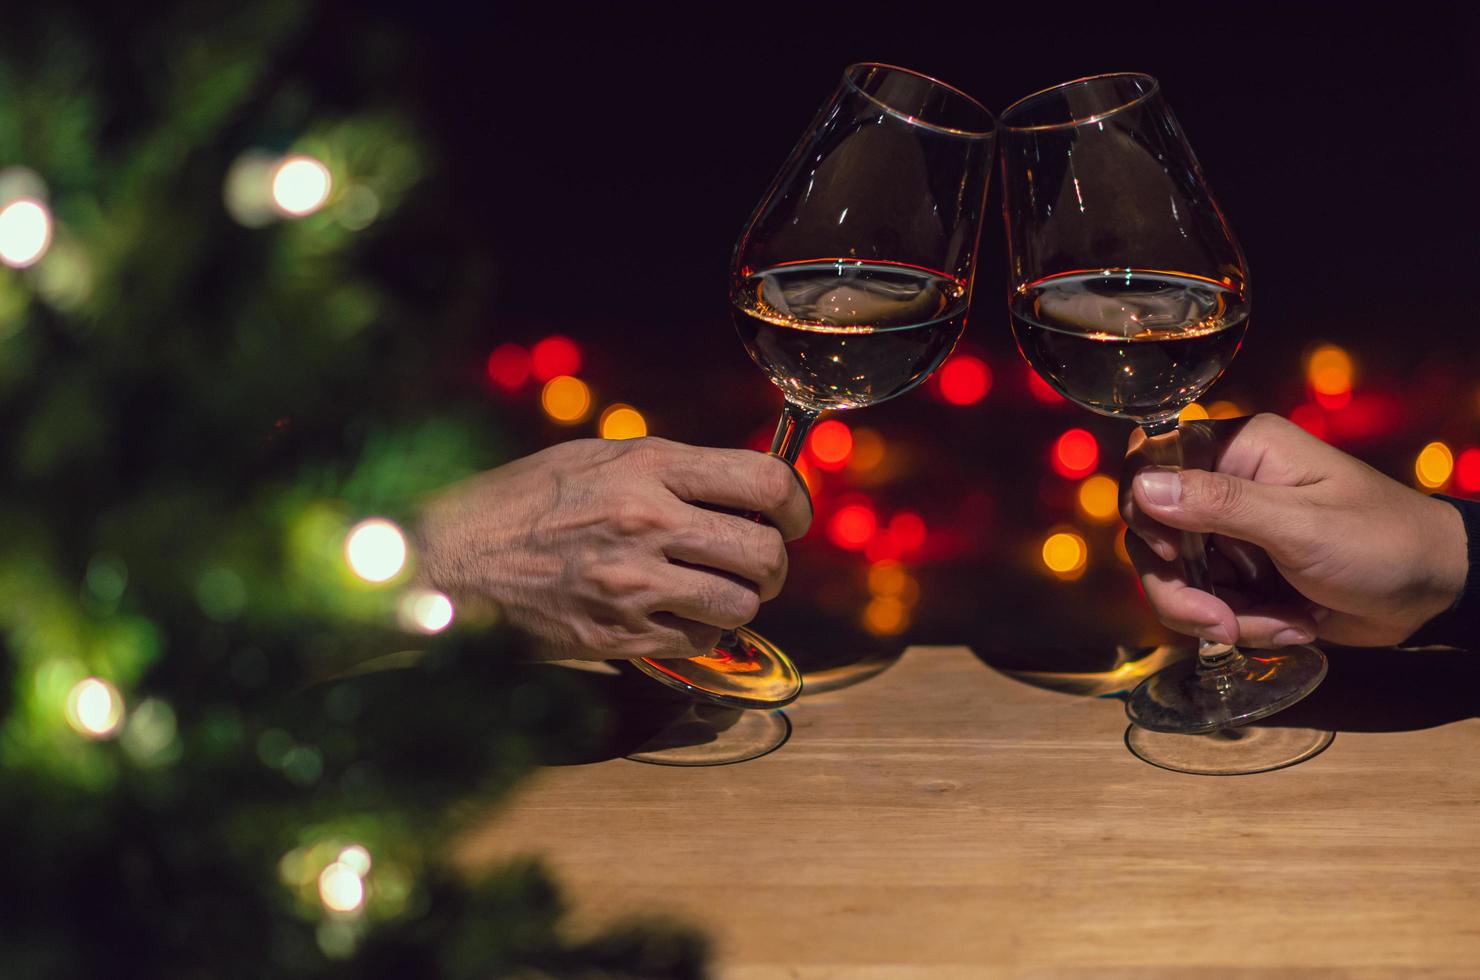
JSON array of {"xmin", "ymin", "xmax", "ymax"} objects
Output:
[{"xmin": 455, "ymin": 646, "xmax": 1480, "ymax": 977}]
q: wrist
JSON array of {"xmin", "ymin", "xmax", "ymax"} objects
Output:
[{"xmin": 1410, "ymin": 493, "xmax": 1468, "ymax": 632}]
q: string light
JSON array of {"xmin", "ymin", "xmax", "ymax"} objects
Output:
[
  {"xmin": 808, "ymin": 419, "xmax": 853, "ymax": 469},
  {"xmin": 270, "ymin": 156, "xmax": 332, "ymax": 217},
  {"xmin": 1042, "ymin": 531, "xmax": 1088, "ymax": 579},
  {"xmin": 486, "ymin": 344, "xmax": 531, "ymax": 391},
  {"xmin": 318, "ymin": 861, "xmax": 365, "ymax": 914},
  {"xmin": 65, "ymin": 677, "xmax": 125, "ymax": 738},
  {"xmin": 599, "ymin": 404, "xmax": 647, "ymax": 440},
  {"xmin": 344, "ymin": 519, "xmax": 408, "ymax": 583},
  {"xmin": 1415, "ymin": 442, "xmax": 1453, "ymax": 489},
  {"xmin": 530, "ymin": 336, "xmax": 581, "ymax": 381},
  {"xmin": 1077, "ymin": 474, "xmax": 1119, "ymax": 521},
  {"xmin": 1051, "ymin": 428, "xmax": 1098, "ymax": 479},
  {"xmin": 937, "ymin": 354, "xmax": 992, "ymax": 405},
  {"xmin": 0, "ymin": 198, "xmax": 52, "ymax": 268},
  {"xmin": 541, "ymin": 375, "xmax": 591, "ymax": 423},
  {"xmin": 399, "ymin": 589, "xmax": 454, "ymax": 633}
]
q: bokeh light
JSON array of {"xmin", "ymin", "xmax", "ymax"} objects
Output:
[
  {"xmin": 344, "ymin": 518, "xmax": 408, "ymax": 583},
  {"xmin": 531, "ymin": 335, "xmax": 582, "ymax": 381},
  {"xmin": 271, "ymin": 155, "xmax": 333, "ymax": 217},
  {"xmin": 827, "ymin": 503, "xmax": 877, "ymax": 550},
  {"xmin": 1415, "ymin": 441, "xmax": 1454, "ymax": 489},
  {"xmin": 862, "ymin": 596, "xmax": 909, "ymax": 635},
  {"xmin": 338, "ymin": 845, "xmax": 373, "ymax": 877},
  {"xmin": 1306, "ymin": 344, "xmax": 1354, "ymax": 407},
  {"xmin": 486, "ymin": 343, "xmax": 531, "ymax": 391},
  {"xmin": 1455, "ymin": 448, "xmax": 1480, "ymax": 493},
  {"xmin": 808, "ymin": 419, "xmax": 853, "ymax": 469},
  {"xmin": 1077, "ymin": 474, "xmax": 1120, "ymax": 521},
  {"xmin": 1178, "ymin": 402, "xmax": 1209, "ymax": 423},
  {"xmin": 1115, "ymin": 527, "xmax": 1133, "ymax": 566},
  {"xmin": 1042, "ymin": 531, "xmax": 1088, "ymax": 579},
  {"xmin": 848, "ymin": 427, "xmax": 886, "ymax": 472},
  {"xmin": 1051, "ymin": 428, "xmax": 1098, "ymax": 479},
  {"xmin": 937, "ymin": 354, "xmax": 992, "ymax": 405},
  {"xmin": 1206, "ymin": 400, "xmax": 1243, "ymax": 420},
  {"xmin": 541, "ymin": 375, "xmax": 591, "ymax": 423},
  {"xmin": 599, "ymin": 404, "xmax": 647, "ymax": 440},
  {"xmin": 65, "ymin": 677, "xmax": 124, "ymax": 738},
  {"xmin": 0, "ymin": 198, "xmax": 52, "ymax": 268},
  {"xmin": 1026, "ymin": 368, "xmax": 1064, "ymax": 403},
  {"xmin": 318, "ymin": 861, "xmax": 365, "ymax": 914},
  {"xmin": 888, "ymin": 511, "xmax": 927, "ymax": 554},
  {"xmin": 1290, "ymin": 404, "xmax": 1328, "ymax": 441},
  {"xmin": 399, "ymin": 589, "xmax": 454, "ymax": 633}
]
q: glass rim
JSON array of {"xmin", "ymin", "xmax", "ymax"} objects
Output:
[
  {"xmin": 842, "ymin": 62, "xmax": 997, "ymax": 140},
  {"xmin": 998, "ymin": 72, "xmax": 1161, "ymax": 132}
]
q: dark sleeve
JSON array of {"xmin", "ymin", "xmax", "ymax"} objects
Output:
[{"xmin": 1403, "ymin": 495, "xmax": 1480, "ymax": 650}]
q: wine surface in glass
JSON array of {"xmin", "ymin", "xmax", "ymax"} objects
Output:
[
  {"xmin": 1011, "ymin": 270, "xmax": 1248, "ymax": 422},
  {"xmin": 733, "ymin": 260, "xmax": 967, "ymax": 410}
]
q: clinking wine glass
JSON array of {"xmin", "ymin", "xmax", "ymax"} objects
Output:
[
  {"xmin": 998, "ymin": 74, "xmax": 1328, "ymax": 771},
  {"xmin": 631, "ymin": 63, "xmax": 996, "ymax": 709}
]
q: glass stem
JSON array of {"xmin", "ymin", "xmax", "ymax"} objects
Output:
[
  {"xmin": 769, "ymin": 399, "xmax": 821, "ymax": 466},
  {"xmin": 1139, "ymin": 417, "xmax": 1244, "ymax": 678}
]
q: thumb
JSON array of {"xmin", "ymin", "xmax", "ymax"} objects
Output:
[{"xmin": 1132, "ymin": 466, "xmax": 1300, "ymax": 553}]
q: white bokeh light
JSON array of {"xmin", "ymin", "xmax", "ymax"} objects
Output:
[
  {"xmin": 337, "ymin": 845, "xmax": 373, "ymax": 877},
  {"xmin": 344, "ymin": 518, "xmax": 408, "ymax": 583},
  {"xmin": 0, "ymin": 198, "xmax": 53, "ymax": 268},
  {"xmin": 271, "ymin": 155, "xmax": 332, "ymax": 217},
  {"xmin": 400, "ymin": 590, "xmax": 454, "ymax": 634},
  {"xmin": 65, "ymin": 677, "xmax": 125, "ymax": 738},
  {"xmin": 318, "ymin": 861, "xmax": 365, "ymax": 913}
]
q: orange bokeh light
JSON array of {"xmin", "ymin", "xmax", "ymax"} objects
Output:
[
  {"xmin": 937, "ymin": 355, "xmax": 992, "ymax": 406},
  {"xmin": 531, "ymin": 335, "xmax": 582, "ymax": 381},
  {"xmin": 1051, "ymin": 428, "xmax": 1098, "ymax": 479},
  {"xmin": 808, "ymin": 419, "xmax": 853, "ymax": 470}
]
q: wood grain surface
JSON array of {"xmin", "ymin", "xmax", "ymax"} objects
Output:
[{"xmin": 454, "ymin": 646, "xmax": 1480, "ymax": 977}]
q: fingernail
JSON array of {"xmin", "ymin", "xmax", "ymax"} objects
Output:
[
  {"xmin": 1199, "ymin": 623, "xmax": 1234, "ymax": 645},
  {"xmin": 1136, "ymin": 469, "xmax": 1181, "ymax": 507},
  {"xmin": 1273, "ymin": 628, "xmax": 1313, "ymax": 646}
]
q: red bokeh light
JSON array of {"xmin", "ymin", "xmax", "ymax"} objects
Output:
[
  {"xmin": 827, "ymin": 504, "xmax": 877, "ymax": 550},
  {"xmin": 531, "ymin": 335, "xmax": 582, "ymax": 381},
  {"xmin": 1290, "ymin": 404, "xmax": 1328, "ymax": 441},
  {"xmin": 1050, "ymin": 428, "xmax": 1099, "ymax": 479},
  {"xmin": 865, "ymin": 531, "xmax": 902, "ymax": 563},
  {"xmin": 486, "ymin": 343, "xmax": 531, "ymax": 391},
  {"xmin": 808, "ymin": 419, "xmax": 853, "ymax": 470},
  {"xmin": 937, "ymin": 355, "xmax": 992, "ymax": 406},
  {"xmin": 1313, "ymin": 387, "xmax": 1351, "ymax": 410},
  {"xmin": 1026, "ymin": 368, "xmax": 1064, "ymax": 404},
  {"xmin": 1455, "ymin": 448, "xmax": 1480, "ymax": 493},
  {"xmin": 889, "ymin": 511, "xmax": 927, "ymax": 554}
]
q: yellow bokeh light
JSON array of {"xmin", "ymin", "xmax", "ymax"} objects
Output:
[
  {"xmin": 344, "ymin": 518, "xmax": 408, "ymax": 583},
  {"xmin": 1415, "ymin": 441, "xmax": 1454, "ymax": 489},
  {"xmin": 337, "ymin": 845, "xmax": 373, "ymax": 877},
  {"xmin": 1206, "ymin": 400, "xmax": 1243, "ymax": 420},
  {"xmin": 0, "ymin": 198, "xmax": 52, "ymax": 268},
  {"xmin": 1042, "ymin": 531, "xmax": 1087, "ymax": 578},
  {"xmin": 599, "ymin": 404, "xmax": 647, "ymax": 440},
  {"xmin": 318, "ymin": 861, "xmax": 365, "ymax": 914},
  {"xmin": 1306, "ymin": 344, "xmax": 1354, "ymax": 395},
  {"xmin": 1178, "ymin": 402, "xmax": 1209, "ymax": 423},
  {"xmin": 1076, "ymin": 474, "xmax": 1119, "ymax": 521},
  {"xmin": 862, "ymin": 596, "xmax": 909, "ymax": 636},
  {"xmin": 399, "ymin": 589, "xmax": 454, "ymax": 633},
  {"xmin": 271, "ymin": 155, "xmax": 333, "ymax": 217},
  {"xmin": 65, "ymin": 677, "xmax": 124, "ymax": 738},
  {"xmin": 541, "ymin": 375, "xmax": 591, "ymax": 423},
  {"xmin": 848, "ymin": 427, "xmax": 887, "ymax": 472}
]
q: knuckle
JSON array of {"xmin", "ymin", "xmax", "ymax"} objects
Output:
[
  {"xmin": 582, "ymin": 562, "xmax": 649, "ymax": 600},
  {"xmin": 1184, "ymin": 471, "xmax": 1241, "ymax": 516},
  {"xmin": 606, "ymin": 494, "xmax": 663, "ymax": 536},
  {"xmin": 752, "ymin": 456, "xmax": 797, "ymax": 510},
  {"xmin": 620, "ymin": 436, "xmax": 669, "ymax": 471}
]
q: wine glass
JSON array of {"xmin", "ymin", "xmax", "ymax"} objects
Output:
[
  {"xmin": 998, "ymin": 74, "xmax": 1328, "ymax": 772},
  {"xmin": 631, "ymin": 63, "xmax": 996, "ymax": 709}
]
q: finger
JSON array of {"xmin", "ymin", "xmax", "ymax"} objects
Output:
[
  {"xmin": 1125, "ymin": 533, "xmax": 1239, "ymax": 645},
  {"xmin": 1130, "ymin": 466, "xmax": 1308, "ymax": 556},
  {"xmin": 645, "ymin": 440, "xmax": 812, "ymax": 541},
  {"xmin": 641, "ymin": 612, "xmax": 724, "ymax": 660},
  {"xmin": 646, "ymin": 563, "xmax": 761, "ymax": 631},
  {"xmin": 662, "ymin": 505, "xmax": 788, "ymax": 601}
]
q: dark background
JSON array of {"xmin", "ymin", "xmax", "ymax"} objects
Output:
[{"xmin": 381, "ymin": 3, "xmax": 1480, "ymax": 666}]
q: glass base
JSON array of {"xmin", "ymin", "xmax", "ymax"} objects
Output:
[
  {"xmin": 625, "ymin": 706, "xmax": 791, "ymax": 766},
  {"xmin": 631, "ymin": 625, "xmax": 803, "ymax": 709},
  {"xmin": 1125, "ymin": 643, "xmax": 1328, "ymax": 734},
  {"xmin": 1126, "ymin": 724, "xmax": 1334, "ymax": 775}
]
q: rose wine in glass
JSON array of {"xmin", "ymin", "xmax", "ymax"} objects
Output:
[
  {"xmin": 999, "ymin": 74, "xmax": 1328, "ymax": 774},
  {"xmin": 630, "ymin": 64, "xmax": 996, "ymax": 710}
]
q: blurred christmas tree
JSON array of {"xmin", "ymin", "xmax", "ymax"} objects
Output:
[{"xmin": 0, "ymin": 2, "xmax": 703, "ymax": 976}]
